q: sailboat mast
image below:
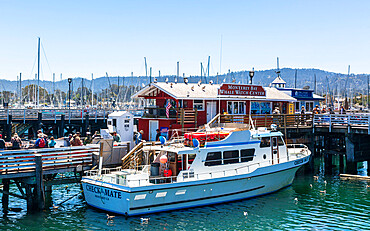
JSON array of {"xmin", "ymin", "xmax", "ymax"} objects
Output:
[
  {"xmin": 91, "ymin": 73, "xmax": 94, "ymax": 107},
  {"xmin": 37, "ymin": 37, "xmax": 40, "ymax": 107},
  {"xmin": 19, "ymin": 73, "xmax": 22, "ymax": 105}
]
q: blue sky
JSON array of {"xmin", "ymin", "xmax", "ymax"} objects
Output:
[{"xmin": 1, "ymin": 0, "xmax": 370, "ymax": 81}]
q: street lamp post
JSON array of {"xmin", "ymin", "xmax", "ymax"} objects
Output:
[
  {"xmin": 249, "ymin": 68, "xmax": 255, "ymax": 84},
  {"xmin": 68, "ymin": 78, "xmax": 72, "ymax": 121}
]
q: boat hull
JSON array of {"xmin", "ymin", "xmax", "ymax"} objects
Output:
[{"xmin": 82, "ymin": 157, "xmax": 308, "ymax": 216}]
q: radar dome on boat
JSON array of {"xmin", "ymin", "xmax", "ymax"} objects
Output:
[{"xmin": 160, "ymin": 155, "xmax": 168, "ymax": 164}]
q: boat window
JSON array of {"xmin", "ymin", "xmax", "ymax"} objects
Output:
[
  {"xmin": 278, "ymin": 137, "xmax": 285, "ymax": 146},
  {"xmin": 167, "ymin": 152, "xmax": 176, "ymax": 162},
  {"xmin": 260, "ymin": 137, "xmax": 270, "ymax": 148},
  {"xmin": 241, "ymin": 149, "xmax": 255, "ymax": 162},
  {"xmin": 188, "ymin": 153, "xmax": 196, "ymax": 165},
  {"xmin": 223, "ymin": 150, "xmax": 239, "ymax": 164},
  {"xmin": 272, "ymin": 137, "xmax": 277, "ymax": 147},
  {"xmin": 205, "ymin": 152, "xmax": 222, "ymax": 166},
  {"xmin": 113, "ymin": 119, "xmax": 117, "ymax": 127}
]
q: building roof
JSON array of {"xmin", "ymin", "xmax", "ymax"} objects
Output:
[
  {"xmin": 109, "ymin": 111, "xmax": 132, "ymax": 117},
  {"xmin": 313, "ymin": 93, "xmax": 325, "ymax": 100},
  {"xmin": 271, "ymin": 76, "xmax": 286, "ymax": 84},
  {"xmin": 132, "ymin": 82, "xmax": 296, "ymax": 102}
]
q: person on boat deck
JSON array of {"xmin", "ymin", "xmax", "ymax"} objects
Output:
[
  {"xmin": 11, "ymin": 133, "xmax": 22, "ymax": 150},
  {"xmin": 0, "ymin": 134, "xmax": 5, "ymax": 150},
  {"xmin": 112, "ymin": 132, "xmax": 121, "ymax": 143},
  {"xmin": 135, "ymin": 130, "xmax": 144, "ymax": 145},
  {"xmin": 155, "ymin": 129, "xmax": 161, "ymax": 141},
  {"xmin": 48, "ymin": 136, "xmax": 56, "ymax": 148}
]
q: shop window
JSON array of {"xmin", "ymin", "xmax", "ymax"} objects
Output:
[
  {"xmin": 227, "ymin": 101, "xmax": 246, "ymax": 115},
  {"xmin": 241, "ymin": 149, "xmax": 255, "ymax": 162},
  {"xmin": 251, "ymin": 102, "xmax": 271, "ymax": 114},
  {"xmin": 305, "ymin": 101, "xmax": 314, "ymax": 112},
  {"xmin": 223, "ymin": 150, "xmax": 239, "ymax": 164},
  {"xmin": 205, "ymin": 152, "xmax": 222, "ymax": 166},
  {"xmin": 193, "ymin": 100, "xmax": 204, "ymax": 111},
  {"xmin": 295, "ymin": 102, "xmax": 300, "ymax": 112},
  {"xmin": 260, "ymin": 137, "xmax": 270, "ymax": 148}
]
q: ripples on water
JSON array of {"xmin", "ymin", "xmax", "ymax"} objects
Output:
[{"xmin": 0, "ymin": 157, "xmax": 369, "ymax": 231}]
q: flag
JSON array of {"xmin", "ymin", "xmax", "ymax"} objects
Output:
[{"xmin": 166, "ymin": 100, "xmax": 172, "ymax": 118}]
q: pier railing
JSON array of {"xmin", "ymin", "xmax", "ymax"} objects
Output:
[
  {"xmin": 208, "ymin": 114, "xmax": 314, "ymax": 129},
  {"xmin": 0, "ymin": 109, "xmax": 112, "ymax": 121},
  {"xmin": 0, "ymin": 146, "xmax": 99, "ymax": 179},
  {"xmin": 313, "ymin": 114, "xmax": 370, "ymax": 133}
]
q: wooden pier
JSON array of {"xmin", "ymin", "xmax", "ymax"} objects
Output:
[
  {"xmin": 209, "ymin": 113, "xmax": 370, "ymax": 171},
  {"xmin": 0, "ymin": 146, "xmax": 99, "ymax": 212},
  {"xmin": 0, "ymin": 108, "xmax": 113, "ymax": 141}
]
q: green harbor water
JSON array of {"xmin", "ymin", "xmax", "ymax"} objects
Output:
[{"xmin": 0, "ymin": 155, "xmax": 369, "ymax": 231}]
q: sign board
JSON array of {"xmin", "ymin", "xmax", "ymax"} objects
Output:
[
  {"xmin": 100, "ymin": 129, "xmax": 113, "ymax": 139},
  {"xmin": 218, "ymin": 84, "xmax": 266, "ymax": 97},
  {"xmin": 288, "ymin": 103, "xmax": 294, "ymax": 114}
]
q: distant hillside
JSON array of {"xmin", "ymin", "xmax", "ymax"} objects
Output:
[{"xmin": 1, "ymin": 68, "xmax": 368, "ymax": 95}]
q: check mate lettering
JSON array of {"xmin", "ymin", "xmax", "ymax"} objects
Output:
[
  {"xmin": 218, "ymin": 84, "xmax": 266, "ymax": 96},
  {"xmin": 85, "ymin": 185, "xmax": 122, "ymax": 199}
]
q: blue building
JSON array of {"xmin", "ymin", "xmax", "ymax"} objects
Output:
[{"xmin": 270, "ymin": 76, "xmax": 324, "ymax": 113}]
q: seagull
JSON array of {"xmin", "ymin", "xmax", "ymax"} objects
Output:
[
  {"xmin": 324, "ymin": 180, "xmax": 327, "ymax": 185},
  {"xmin": 320, "ymin": 190, "xmax": 326, "ymax": 194},
  {"xmin": 310, "ymin": 184, "xmax": 313, "ymax": 188},
  {"xmin": 243, "ymin": 211, "xmax": 248, "ymax": 216},
  {"xmin": 165, "ymin": 78, "xmax": 169, "ymax": 83},
  {"xmin": 107, "ymin": 214, "xmax": 115, "ymax": 220},
  {"xmin": 209, "ymin": 80, "xmax": 213, "ymax": 85},
  {"xmin": 153, "ymin": 78, "xmax": 157, "ymax": 83},
  {"xmin": 294, "ymin": 198, "xmax": 298, "ymax": 203},
  {"xmin": 141, "ymin": 217, "xmax": 150, "ymax": 224}
]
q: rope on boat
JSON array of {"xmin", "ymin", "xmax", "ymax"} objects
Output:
[{"xmin": 58, "ymin": 190, "xmax": 83, "ymax": 206}]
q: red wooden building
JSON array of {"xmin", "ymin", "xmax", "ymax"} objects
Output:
[{"xmin": 132, "ymin": 82, "xmax": 296, "ymax": 141}]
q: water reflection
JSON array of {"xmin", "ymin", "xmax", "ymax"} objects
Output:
[{"xmin": 0, "ymin": 155, "xmax": 369, "ymax": 230}]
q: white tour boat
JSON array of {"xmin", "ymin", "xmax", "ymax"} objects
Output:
[{"xmin": 81, "ymin": 123, "xmax": 311, "ymax": 216}]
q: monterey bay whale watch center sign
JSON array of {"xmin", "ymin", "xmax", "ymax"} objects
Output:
[{"xmin": 218, "ymin": 84, "xmax": 266, "ymax": 97}]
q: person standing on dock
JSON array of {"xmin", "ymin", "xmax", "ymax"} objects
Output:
[
  {"xmin": 35, "ymin": 134, "xmax": 46, "ymax": 148},
  {"xmin": 84, "ymin": 132, "xmax": 92, "ymax": 145},
  {"xmin": 0, "ymin": 134, "xmax": 5, "ymax": 150},
  {"xmin": 48, "ymin": 136, "xmax": 56, "ymax": 148},
  {"xmin": 71, "ymin": 134, "xmax": 82, "ymax": 146},
  {"xmin": 11, "ymin": 134, "xmax": 22, "ymax": 149},
  {"xmin": 112, "ymin": 132, "xmax": 121, "ymax": 143}
]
